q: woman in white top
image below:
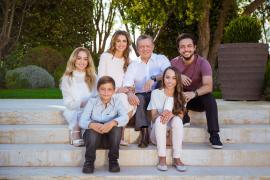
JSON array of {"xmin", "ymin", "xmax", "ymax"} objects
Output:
[
  {"xmin": 60, "ymin": 47, "xmax": 96, "ymax": 147},
  {"xmin": 147, "ymin": 66, "xmax": 186, "ymax": 172},
  {"xmin": 98, "ymin": 30, "xmax": 136, "ymax": 146}
]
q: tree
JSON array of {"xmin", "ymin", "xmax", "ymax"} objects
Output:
[
  {"xmin": 91, "ymin": 0, "xmax": 117, "ymax": 55},
  {"xmin": 117, "ymin": 0, "xmax": 266, "ymax": 67},
  {"xmin": 21, "ymin": 0, "xmax": 95, "ymax": 51},
  {"xmin": 0, "ymin": 0, "xmax": 33, "ymax": 60}
]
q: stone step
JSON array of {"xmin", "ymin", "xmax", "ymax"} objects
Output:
[
  {"xmin": 1, "ymin": 124, "xmax": 270, "ymax": 144},
  {"xmin": 1, "ymin": 143, "xmax": 270, "ymax": 167},
  {"xmin": 1, "ymin": 166, "xmax": 270, "ymax": 180},
  {"xmin": 0, "ymin": 99, "xmax": 269, "ymax": 125}
]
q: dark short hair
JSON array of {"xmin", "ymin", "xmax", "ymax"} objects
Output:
[
  {"xmin": 97, "ymin": 76, "xmax": 115, "ymax": 90},
  {"xmin": 176, "ymin": 33, "xmax": 197, "ymax": 49},
  {"xmin": 136, "ymin": 34, "xmax": 153, "ymax": 47}
]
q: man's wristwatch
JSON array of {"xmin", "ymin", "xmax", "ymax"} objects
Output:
[
  {"xmin": 194, "ymin": 90, "xmax": 198, "ymax": 98},
  {"xmin": 150, "ymin": 75, "xmax": 157, "ymax": 82}
]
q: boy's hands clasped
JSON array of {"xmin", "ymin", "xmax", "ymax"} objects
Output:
[{"xmin": 89, "ymin": 120, "xmax": 117, "ymax": 134}]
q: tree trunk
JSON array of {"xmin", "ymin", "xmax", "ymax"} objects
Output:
[
  {"xmin": 242, "ymin": 0, "xmax": 265, "ymax": 16},
  {"xmin": 208, "ymin": 0, "xmax": 234, "ymax": 67},
  {"xmin": 197, "ymin": 0, "xmax": 210, "ymax": 59}
]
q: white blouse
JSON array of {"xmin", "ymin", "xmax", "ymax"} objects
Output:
[
  {"xmin": 98, "ymin": 52, "xmax": 125, "ymax": 88},
  {"xmin": 147, "ymin": 88, "xmax": 174, "ymax": 113}
]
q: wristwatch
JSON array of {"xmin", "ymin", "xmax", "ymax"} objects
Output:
[{"xmin": 150, "ymin": 75, "xmax": 157, "ymax": 82}]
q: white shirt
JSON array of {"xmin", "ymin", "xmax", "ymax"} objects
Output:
[
  {"xmin": 98, "ymin": 52, "xmax": 125, "ymax": 88},
  {"xmin": 147, "ymin": 88, "xmax": 174, "ymax": 113},
  {"xmin": 123, "ymin": 53, "xmax": 170, "ymax": 93}
]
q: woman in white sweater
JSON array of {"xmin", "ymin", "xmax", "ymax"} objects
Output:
[
  {"xmin": 148, "ymin": 66, "xmax": 186, "ymax": 172},
  {"xmin": 60, "ymin": 47, "xmax": 96, "ymax": 147},
  {"xmin": 98, "ymin": 30, "xmax": 136, "ymax": 146}
]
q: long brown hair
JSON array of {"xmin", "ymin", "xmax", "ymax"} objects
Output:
[
  {"xmin": 62, "ymin": 47, "xmax": 96, "ymax": 90},
  {"xmin": 107, "ymin": 30, "xmax": 132, "ymax": 72},
  {"xmin": 161, "ymin": 66, "xmax": 185, "ymax": 115}
]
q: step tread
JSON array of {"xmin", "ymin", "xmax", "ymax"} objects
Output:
[
  {"xmin": 1, "ymin": 143, "xmax": 270, "ymax": 151},
  {"xmin": 1, "ymin": 166, "xmax": 270, "ymax": 177},
  {"xmin": 1, "ymin": 99, "xmax": 269, "ymax": 111},
  {"xmin": 1, "ymin": 124, "xmax": 270, "ymax": 128}
]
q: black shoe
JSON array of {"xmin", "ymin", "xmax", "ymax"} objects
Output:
[
  {"xmin": 183, "ymin": 113, "xmax": 190, "ymax": 127},
  {"xmin": 82, "ymin": 161, "xmax": 94, "ymax": 174},
  {"xmin": 109, "ymin": 160, "xmax": 120, "ymax": 172},
  {"xmin": 209, "ymin": 133, "xmax": 223, "ymax": 149},
  {"xmin": 138, "ymin": 128, "xmax": 149, "ymax": 148}
]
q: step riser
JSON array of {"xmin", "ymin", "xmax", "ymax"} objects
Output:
[
  {"xmin": 1, "ymin": 109, "xmax": 269, "ymax": 125},
  {"xmin": 0, "ymin": 175, "xmax": 269, "ymax": 180},
  {"xmin": 1, "ymin": 126, "xmax": 269, "ymax": 144},
  {"xmin": 190, "ymin": 110, "xmax": 270, "ymax": 125},
  {"xmin": 0, "ymin": 111, "xmax": 65, "ymax": 125},
  {"xmin": 0, "ymin": 127, "xmax": 69, "ymax": 144},
  {"xmin": 1, "ymin": 148, "xmax": 270, "ymax": 167}
]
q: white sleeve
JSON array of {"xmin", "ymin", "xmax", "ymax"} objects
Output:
[
  {"xmin": 123, "ymin": 62, "xmax": 136, "ymax": 87},
  {"xmin": 97, "ymin": 53, "xmax": 108, "ymax": 79},
  {"xmin": 60, "ymin": 76, "xmax": 81, "ymax": 110},
  {"xmin": 159, "ymin": 55, "xmax": 171, "ymax": 71}
]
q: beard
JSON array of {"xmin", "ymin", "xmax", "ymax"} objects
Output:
[{"xmin": 181, "ymin": 52, "xmax": 194, "ymax": 61}]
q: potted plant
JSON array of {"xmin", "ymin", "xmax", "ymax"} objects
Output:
[{"xmin": 218, "ymin": 16, "xmax": 269, "ymax": 100}]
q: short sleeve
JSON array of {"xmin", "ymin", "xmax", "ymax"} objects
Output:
[
  {"xmin": 147, "ymin": 89, "xmax": 159, "ymax": 110},
  {"xmin": 201, "ymin": 59, "xmax": 212, "ymax": 76}
]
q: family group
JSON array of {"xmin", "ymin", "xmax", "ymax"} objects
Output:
[{"xmin": 60, "ymin": 31, "xmax": 223, "ymax": 174}]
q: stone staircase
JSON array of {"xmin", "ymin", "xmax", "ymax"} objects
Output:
[{"xmin": 0, "ymin": 99, "xmax": 270, "ymax": 179}]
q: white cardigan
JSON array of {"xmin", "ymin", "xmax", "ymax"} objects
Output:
[{"xmin": 60, "ymin": 71, "xmax": 96, "ymax": 129}]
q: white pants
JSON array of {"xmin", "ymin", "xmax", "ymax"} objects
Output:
[{"xmin": 150, "ymin": 116, "xmax": 184, "ymax": 158}]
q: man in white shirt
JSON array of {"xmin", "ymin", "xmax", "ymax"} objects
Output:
[{"xmin": 123, "ymin": 35, "xmax": 170, "ymax": 148}]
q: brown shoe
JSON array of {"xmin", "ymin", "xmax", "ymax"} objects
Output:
[{"xmin": 138, "ymin": 128, "xmax": 149, "ymax": 148}]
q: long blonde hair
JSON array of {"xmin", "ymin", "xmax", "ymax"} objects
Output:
[
  {"xmin": 62, "ymin": 47, "xmax": 96, "ymax": 90},
  {"xmin": 107, "ymin": 30, "xmax": 132, "ymax": 72}
]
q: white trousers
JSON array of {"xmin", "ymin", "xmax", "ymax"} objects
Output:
[{"xmin": 150, "ymin": 116, "xmax": 184, "ymax": 158}]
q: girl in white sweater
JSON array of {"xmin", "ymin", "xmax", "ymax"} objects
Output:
[
  {"xmin": 60, "ymin": 47, "xmax": 96, "ymax": 147},
  {"xmin": 98, "ymin": 30, "xmax": 136, "ymax": 146}
]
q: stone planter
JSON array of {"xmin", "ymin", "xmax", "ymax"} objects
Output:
[{"xmin": 218, "ymin": 43, "xmax": 269, "ymax": 100}]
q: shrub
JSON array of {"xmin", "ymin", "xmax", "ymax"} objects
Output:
[
  {"xmin": 223, "ymin": 16, "xmax": 262, "ymax": 43},
  {"xmin": 3, "ymin": 46, "xmax": 25, "ymax": 70},
  {"xmin": 23, "ymin": 46, "xmax": 65, "ymax": 75},
  {"xmin": 53, "ymin": 65, "xmax": 66, "ymax": 86},
  {"xmin": 0, "ymin": 65, "xmax": 6, "ymax": 88},
  {"xmin": 5, "ymin": 65, "xmax": 55, "ymax": 89}
]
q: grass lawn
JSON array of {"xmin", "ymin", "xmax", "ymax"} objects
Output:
[
  {"xmin": 0, "ymin": 88, "xmax": 62, "ymax": 99},
  {"xmin": 0, "ymin": 88, "xmax": 222, "ymax": 99}
]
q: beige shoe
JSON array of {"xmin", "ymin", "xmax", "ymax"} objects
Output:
[{"xmin": 120, "ymin": 139, "xmax": 129, "ymax": 146}]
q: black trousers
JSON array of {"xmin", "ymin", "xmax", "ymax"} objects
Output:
[
  {"xmin": 134, "ymin": 92, "xmax": 151, "ymax": 130},
  {"xmin": 83, "ymin": 126, "xmax": 122, "ymax": 163},
  {"xmin": 186, "ymin": 93, "xmax": 220, "ymax": 133}
]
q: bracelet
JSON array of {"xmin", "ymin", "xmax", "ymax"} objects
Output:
[{"xmin": 194, "ymin": 90, "xmax": 198, "ymax": 98}]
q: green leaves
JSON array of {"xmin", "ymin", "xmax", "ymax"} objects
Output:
[{"xmin": 223, "ymin": 16, "xmax": 262, "ymax": 43}]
